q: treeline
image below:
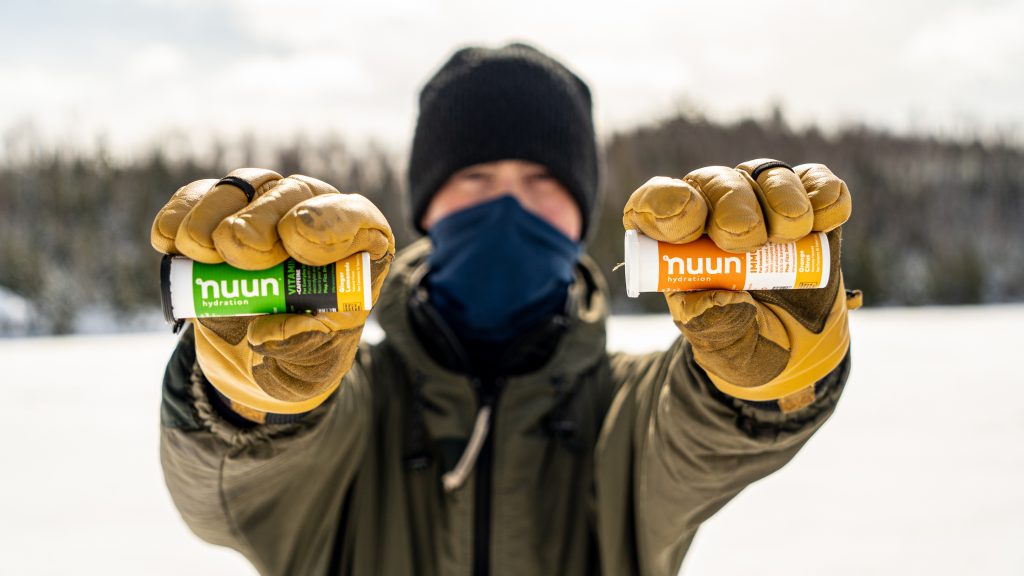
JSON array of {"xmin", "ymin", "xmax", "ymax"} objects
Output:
[
  {"xmin": 0, "ymin": 139, "xmax": 412, "ymax": 334},
  {"xmin": 1, "ymin": 111, "xmax": 1022, "ymax": 334}
]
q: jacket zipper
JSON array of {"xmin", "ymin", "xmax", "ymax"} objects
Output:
[{"xmin": 473, "ymin": 376, "xmax": 504, "ymax": 576}]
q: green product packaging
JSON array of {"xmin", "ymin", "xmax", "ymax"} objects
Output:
[{"xmin": 160, "ymin": 252, "xmax": 372, "ymax": 323}]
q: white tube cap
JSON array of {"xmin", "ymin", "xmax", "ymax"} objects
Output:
[{"xmin": 624, "ymin": 229, "xmax": 640, "ymax": 298}]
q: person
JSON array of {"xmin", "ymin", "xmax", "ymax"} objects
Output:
[{"xmin": 151, "ymin": 42, "xmax": 859, "ymax": 576}]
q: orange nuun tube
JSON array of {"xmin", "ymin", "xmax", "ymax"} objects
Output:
[{"xmin": 624, "ymin": 231, "xmax": 829, "ymax": 296}]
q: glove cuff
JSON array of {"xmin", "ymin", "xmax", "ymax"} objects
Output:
[
  {"xmin": 704, "ymin": 276, "xmax": 854, "ymax": 404},
  {"xmin": 203, "ymin": 378, "xmax": 320, "ymax": 425}
]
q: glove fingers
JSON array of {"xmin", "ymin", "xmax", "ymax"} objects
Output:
[
  {"xmin": 682, "ymin": 166, "xmax": 767, "ymax": 252},
  {"xmin": 736, "ymin": 159, "xmax": 813, "ymax": 243},
  {"xmin": 794, "ymin": 163, "xmax": 852, "ymax": 232},
  {"xmin": 197, "ymin": 316, "xmax": 253, "ymax": 346},
  {"xmin": 212, "ymin": 177, "xmax": 319, "ymax": 270},
  {"xmin": 666, "ymin": 289, "xmax": 758, "ymax": 329},
  {"xmin": 621, "ymin": 176, "xmax": 707, "ymax": 244},
  {"xmin": 250, "ymin": 327, "xmax": 362, "ymax": 402},
  {"xmin": 247, "ymin": 310, "xmax": 370, "ymax": 348},
  {"xmin": 286, "ymin": 174, "xmax": 342, "ymax": 196},
  {"xmin": 175, "ymin": 168, "xmax": 283, "ymax": 263},
  {"xmin": 247, "ymin": 315, "xmax": 364, "ymax": 402},
  {"xmin": 151, "ymin": 179, "xmax": 219, "ymax": 254},
  {"xmin": 667, "ymin": 289, "xmax": 790, "ymax": 388},
  {"xmin": 279, "ymin": 193, "xmax": 396, "ymax": 265}
]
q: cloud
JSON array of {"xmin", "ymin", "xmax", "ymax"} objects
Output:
[
  {"xmin": 127, "ymin": 44, "xmax": 187, "ymax": 78},
  {"xmin": 897, "ymin": 1, "xmax": 1024, "ymax": 132},
  {"xmin": 2, "ymin": 0, "xmax": 1022, "ymax": 157},
  {"xmin": 904, "ymin": 1, "xmax": 1024, "ymax": 73}
]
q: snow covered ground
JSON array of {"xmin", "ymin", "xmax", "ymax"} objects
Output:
[
  {"xmin": 0, "ymin": 286, "xmax": 35, "ymax": 336},
  {"xmin": 1, "ymin": 306, "xmax": 1022, "ymax": 575}
]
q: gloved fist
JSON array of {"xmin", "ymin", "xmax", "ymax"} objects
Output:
[
  {"xmin": 623, "ymin": 159, "xmax": 860, "ymax": 412},
  {"xmin": 151, "ymin": 168, "xmax": 394, "ymax": 419}
]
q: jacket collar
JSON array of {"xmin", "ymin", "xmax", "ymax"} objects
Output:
[
  {"xmin": 376, "ymin": 238, "xmax": 609, "ymax": 386},
  {"xmin": 406, "ymin": 273, "xmax": 573, "ymax": 378}
]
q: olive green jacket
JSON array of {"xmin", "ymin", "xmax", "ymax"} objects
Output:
[{"xmin": 160, "ymin": 240, "xmax": 848, "ymax": 576}]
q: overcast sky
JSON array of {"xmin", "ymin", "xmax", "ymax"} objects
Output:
[{"xmin": 2, "ymin": 0, "xmax": 1022, "ymax": 158}]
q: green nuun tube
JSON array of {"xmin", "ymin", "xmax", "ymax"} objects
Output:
[{"xmin": 160, "ymin": 252, "xmax": 372, "ymax": 323}]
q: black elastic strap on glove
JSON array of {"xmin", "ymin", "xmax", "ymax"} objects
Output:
[{"xmin": 216, "ymin": 175, "xmax": 257, "ymax": 202}]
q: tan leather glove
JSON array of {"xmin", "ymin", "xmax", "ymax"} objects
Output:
[
  {"xmin": 151, "ymin": 168, "xmax": 394, "ymax": 420},
  {"xmin": 623, "ymin": 159, "xmax": 861, "ymax": 412}
]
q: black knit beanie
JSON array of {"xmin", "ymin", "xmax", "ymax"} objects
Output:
[{"xmin": 408, "ymin": 42, "xmax": 600, "ymax": 238}]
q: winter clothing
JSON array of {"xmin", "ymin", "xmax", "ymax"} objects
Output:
[
  {"xmin": 407, "ymin": 43, "xmax": 600, "ymax": 237},
  {"xmin": 623, "ymin": 160, "xmax": 858, "ymax": 410},
  {"xmin": 425, "ymin": 195, "xmax": 581, "ymax": 342},
  {"xmin": 151, "ymin": 169, "xmax": 395, "ymax": 417},
  {"xmin": 160, "ymin": 239, "xmax": 850, "ymax": 576},
  {"xmin": 157, "ymin": 41, "xmax": 856, "ymax": 576}
]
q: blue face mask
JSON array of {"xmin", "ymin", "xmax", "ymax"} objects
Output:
[{"xmin": 426, "ymin": 195, "xmax": 581, "ymax": 343}]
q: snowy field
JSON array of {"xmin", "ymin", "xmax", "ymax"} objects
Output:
[{"xmin": 1, "ymin": 306, "xmax": 1022, "ymax": 575}]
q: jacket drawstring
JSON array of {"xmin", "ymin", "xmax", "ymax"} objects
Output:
[{"xmin": 441, "ymin": 406, "xmax": 492, "ymax": 493}]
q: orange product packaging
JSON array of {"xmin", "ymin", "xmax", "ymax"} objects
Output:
[{"xmin": 623, "ymin": 230, "xmax": 829, "ymax": 297}]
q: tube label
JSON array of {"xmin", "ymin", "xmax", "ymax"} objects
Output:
[
  {"xmin": 624, "ymin": 230, "xmax": 829, "ymax": 296},
  {"xmin": 163, "ymin": 252, "xmax": 372, "ymax": 321},
  {"xmin": 191, "ymin": 261, "xmax": 289, "ymax": 316}
]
